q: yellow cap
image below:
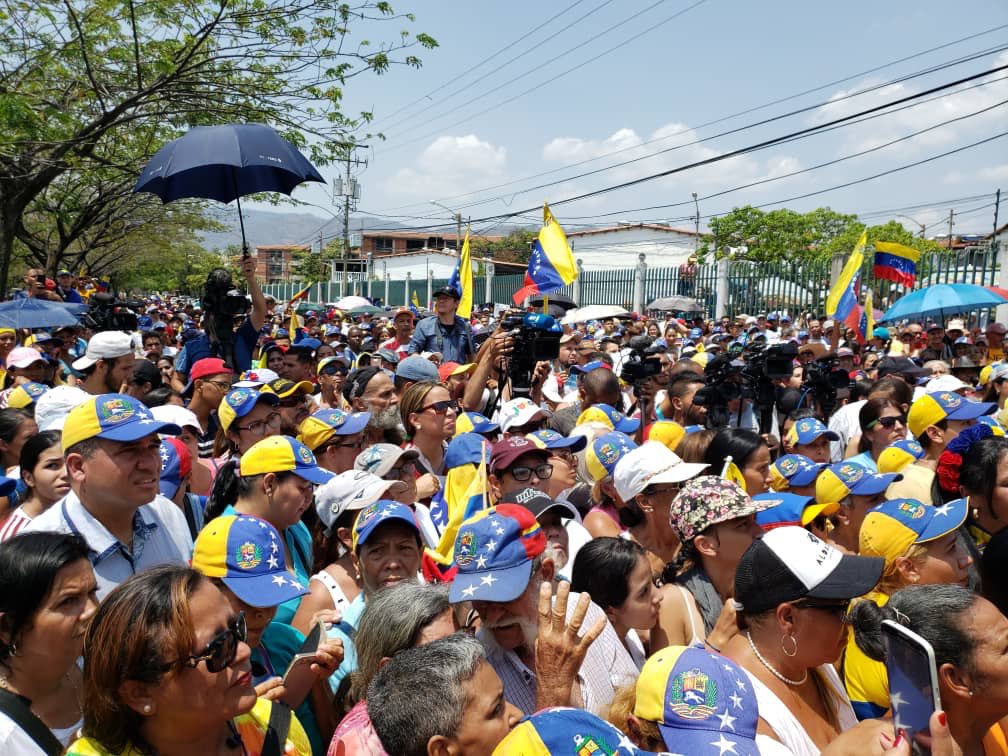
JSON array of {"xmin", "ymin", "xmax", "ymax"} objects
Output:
[{"xmin": 646, "ymin": 421, "xmax": 685, "ymax": 452}]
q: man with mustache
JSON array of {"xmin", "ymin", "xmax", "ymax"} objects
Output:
[{"xmin": 448, "ymin": 504, "xmax": 637, "ymax": 716}]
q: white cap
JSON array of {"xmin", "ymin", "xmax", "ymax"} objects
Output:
[
  {"xmin": 613, "ymin": 441, "xmax": 708, "ymax": 501},
  {"xmin": 34, "ymin": 385, "xmax": 90, "ymax": 431},
  {"xmin": 947, "ymin": 318, "xmax": 966, "ymax": 332},
  {"xmin": 925, "ymin": 374, "xmax": 969, "ymax": 394},
  {"xmin": 499, "ymin": 397, "xmax": 551, "ymax": 433},
  {"xmin": 313, "ymin": 470, "xmax": 407, "ymax": 533},
  {"xmin": 71, "ymin": 331, "xmax": 134, "ymax": 371},
  {"xmin": 233, "ymin": 368, "xmax": 280, "ymax": 388},
  {"xmin": 150, "ymin": 404, "xmax": 204, "ymax": 434}
]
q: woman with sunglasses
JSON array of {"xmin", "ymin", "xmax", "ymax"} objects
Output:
[
  {"xmin": 399, "ymin": 381, "xmax": 457, "ymax": 485},
  {"xmin": 314, "ymin": 357, "xmax": 350, "ymax": 411},
  {"xmin": 847, "ymin": 398, "xmax": 908, "ymax": 473},
  {"xmin": 67, "ymin": 564, "xmax": 311, "ymax": 756},
  {"xmin": 843, "ymin": 496, "xmax": 973, "ymax": 721},
  {"xmin": 0, "ymin": 532, "xmax": 97, "ymax": 753},
  {"xmin": 722, "ymin": 527, "xmax": 884, "ymax": 755}
]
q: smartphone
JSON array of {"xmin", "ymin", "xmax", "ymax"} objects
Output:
[
  {"xmin": 280, "ymin": 621, "xmax": 324, "ymax": 708},
  {"xmin": 882, "ymin": 619, "xmax": 942, "ymax": 756}
]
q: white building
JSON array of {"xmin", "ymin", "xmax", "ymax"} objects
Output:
[{"xmin": 565, "ymin": 223, "xmax": 708, "ymax": 270}]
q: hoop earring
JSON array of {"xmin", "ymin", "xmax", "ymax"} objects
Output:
[{"xmin": 781, "ymin": 634, "xmax": 798, "ymax": 658}]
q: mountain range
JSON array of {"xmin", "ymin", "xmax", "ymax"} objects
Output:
[{"xmin": 197, "ymin": 208, "xmax": 406, "ymax": 251}]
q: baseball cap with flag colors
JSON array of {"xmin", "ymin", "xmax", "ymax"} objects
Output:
[
  {"xmin": 61, "ymin": 393, "xmax": 181, "ymax": 452},
  {"xmin": 448, "ymin": 504, "xmax": 546, "ymax": 604},
  {"xmin": 815, "ymin": 461, "xmax": 902, "ymax": 505},
  {"xmin": 877, "ymin": 439, "xmax": 925, "ymax": 474},
  {"xmin": 351, "ymin": 500, "xmax": 421, "ymax": 552},
  {"xmin": 575, "ymin": 402, "xmax": 640, "ymax": 433},
  {"xmin": 769, "ymin": 454, "xmax": 826, "ymax": 491},
  {"xmin": 859, "ymin": 497, "xmax": 969, "ymax": 561},
  {"xmin": 453, "ymin": 411, "xmax": 498, "ymax": 436},
  {"xmin": 491, "ymin": 707, "xmax": 666, "ymax": 756},
  {"xmin": 785, "ymin": 417, "xmax": 839, "ymax": 447},
  {"xmin": 238, "ymin": 436, "xmax": 333, "ymax": 484},
  {"xmin": 297, "ymin": 408, "xmax": 370, "ymax": 451},
  {"xmin": 633, "ymin": 645, "xmax": 760, "ymax": 755},
  {"xmin": 907, "ymin": 391, "xmax": 996, "ymax": 438},
  {"xmin": 645, "ymin": 420, "xmax": 686, "ymax": 452},
  {"xmin": 6, "ymin": 381, "xmax": 48, "ymax": 409},
  {"xmin": 584, "ymin": 431, "xmax": 638, "ymax": 482},
  {"xmin": 191, "ymin": 514, "xmax": 308, "ymax": 608},
  {"xmin": 217, "ymin": 387, "xmax": 279, "ymax": 432}
]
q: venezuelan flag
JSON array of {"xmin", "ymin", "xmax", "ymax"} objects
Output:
[
  {"xmin": 826, "ymin": 230, "xmax": 867, "ymax": 326},
  {"xmin": 873, "ymin": 241, "xmax": 920, "ymax": 288},
  {"xmin": 858, "ymin": 289, "xmax": 875, "ymax": 344},
  {"xmin": 448, "ymin": 226, "xmax": 474, "ymax": 319},
  {"xmin": 289, "ymin": 283, "xmax": 312, "ymax": 304},
  {"xmin": 430, "ymin": 448, "xmax": 493, "ymax": 566},
  {"xmin": 512, "ymin": 203, "xmax": 578, "ymax": 306},
  {"xmin": 411, "ymin": 290, "xmax": 421, "ymax": 314},
  {"xmin": 721, "ymin": 457, "xmax": 747, "ymax": 492}
]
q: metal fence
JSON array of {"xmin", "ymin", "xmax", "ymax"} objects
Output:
[{"xmin": 262, "ymin": 246, "xmax": 1000, "ymax": 318}]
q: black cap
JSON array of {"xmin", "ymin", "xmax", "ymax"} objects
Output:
[
  {"xmin": 132, "ymin": 359, "xmax": 163, "ymax": 389},
  {"xmin": 876, "ymin": 356, "xmax": 928, "ymax": 379},
  {"xmin": 499, "ymin": 487, "xmax": 580, "ymax": 522},
  {"xmin": 433, "ymin": 286, "xmax": 460, "ymax": 300}
]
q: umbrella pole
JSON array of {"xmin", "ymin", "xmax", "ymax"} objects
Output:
[{"xmin": 231, "ymin": 168, "xmax": 249, "ymax": 258}]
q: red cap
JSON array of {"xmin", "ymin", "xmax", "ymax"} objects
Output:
[
  {"xmin": 190, "ymin": 357, "xmax": 233, "ymax": 381},
  {"xmin": 490, "ymin": 436, "xmax": 548, "ymax": 472}
]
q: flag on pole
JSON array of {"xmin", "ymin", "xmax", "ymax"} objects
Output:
[
  {"xmin": 873, "ymin": 241, "xmax": 920, "ymax": 287},
  {"xmin": 411, "ymin": 290, "xmax": 421, "ymax": 314},
  {"xmin": 512, "ymin": 203, "xmax": 578, "ymax": 305},
  {"xmin": 289, "ymin": 283, "xmax": 312, "ymax": 304},
  {"xmin": 430, "ymin": 444, "xmax": 493, "ymax": 567},
  {"xmin": 721, "ymin": 456, "xmax": 748, "ymax": 492},
  {"xmin": 448, "ymin": 226, "xmax": 474, "ymax": 319},
  {"xmin": 825, "ymin": 230, "xmax": 867, "ymax": 333},
  {"xmin": 859, "ymin": 289, "xmax": 875, "ymax": 343}
]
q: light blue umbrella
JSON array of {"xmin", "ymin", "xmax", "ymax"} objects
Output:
[
  {"xmin": 877, "ymin": 283, "xmax": 1007, "ymax": 324},
  {"xmin": 0, "ymin": 298, "xmax": 83, "ymax": 329}
]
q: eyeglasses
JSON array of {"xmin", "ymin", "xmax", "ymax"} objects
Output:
[
  {"xmin": 162, "ymin": 612, "xmax": 246, "ymax": 673},
  {"xmin": 203, "ymin": 379, "xmax": 233, "ymax": 391},
  {"xmin": 236, "ymin": 412, "xmax": 282, "ymax": 436},
  {"xmin": 420, "ymin": 399, "xmax": 459, "ymax": 415},
  {"xmin": 321, "ymin": 366, "xmax": 348, "ymax": 377},
  {"xmin": 867, "ymin": 415, "xmax": 906, "ymax": 430},
  {"xmin": 508, "ymin": 463, "xmax": 553, "ymax": 482},
  {"xmin": 793, "ymin": 599, "xmax": 850, "ymax": 621},
  {"xmin": 389, "ymin": 460, "xmax": 417, "ymax": 478},
  {"xmin": 549, "ymin": 449, "xmax": 576, "ymax": 466},
  {"xmin": 278, "ymin": 395, "xmax": 309, "ymax": 408}
]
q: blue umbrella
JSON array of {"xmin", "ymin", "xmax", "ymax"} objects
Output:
[
  {"xmin": 877, "ymin": 283, "xmax": 1008, "ymax": 324},
  {"xmin": 133, "ymin": 124, "xmax": 325, "ymax": 252},
  {"xmin": 0, "ymin": 298, "xmax": 84, "ymax": 329}
]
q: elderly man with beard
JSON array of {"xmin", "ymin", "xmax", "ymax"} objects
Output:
[
  {"xmin": 343, "ymin": 365, "xmax": 404, "ymax": 445},
  {"xmin": 449, "ymin": 503, "xmax": 637, "ymax": 716}
]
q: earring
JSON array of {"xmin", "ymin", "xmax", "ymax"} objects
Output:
[
  {"xmin": 781, "ymin": 634, "xmax": 798, "ymax": 658},
  {"xmin": 143, "ymin": 704, "xmax": 152, "ymax": 714}
]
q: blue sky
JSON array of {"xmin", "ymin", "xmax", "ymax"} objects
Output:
[{"xmin": 268, "ymin": 0, "xmax": 1008, "ymax": 242}]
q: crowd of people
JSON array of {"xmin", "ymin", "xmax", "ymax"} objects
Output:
[{"xmin": 0, "ymin": 263, "xmax": 1006, "ymax": 755}]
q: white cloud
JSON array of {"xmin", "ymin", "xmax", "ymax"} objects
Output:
[
  {"xmin": 386, "ymin": 134, "xmax": 507, "ymax": 199},
  {"xmin": 944, "ymin": 162, "xmax": 1008, "ymax": 184}
]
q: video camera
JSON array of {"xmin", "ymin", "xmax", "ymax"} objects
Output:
[
  {"xmin": 202, "ymin": 269, "xmax": 250, "ymax": 320},
  {"xmin": 801, "ymin": 355, "xmax": 850, "ymax": 417},
  {"xmin": 694, "ymin": 341, "xmax": 797, "ymax": 430},
  {"xmin": 501, "ymin": 312, "xmax": 562, "ymax": 397},
  {"xmin": 84, "ymin": 292, "xmax": 143, "ymax": 332},
  {"xmin": 619, "ymin": 335, "xmax": 664, "ymax": 385}
]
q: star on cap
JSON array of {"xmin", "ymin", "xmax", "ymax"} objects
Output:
[
  {"xmin": 138, "ymin": 416, "xmax": 155, "ymax": 425},
  {"xmin": 258, "ymin": 520, "xmax": 268, "ymax": 529},
  {"xmin": 267, "ymin": 555, "xmax": 279, "ymax": 569},
  {"xmin": 710, "ymin": 733, "xmax": 739, "ymax": 756},
  {"xmin": 272, "ymin": 575, "xmax": 287, "ymax": 586},
  {"xmin": 480, "ymin": 573, "xmax": 497, "ymax": 587},
  {"xmin": 728, "ymin": 691, "xmax": 743, "ymax": 710},
  {"xmin": 475, "ymin": 554, "xmax": 488, "ymax": 569},
  {"xmin": 461, "ymin": 583, "xmax": 477, "ymax": 598},
  {"xmin": 493, "ymin": 523, "xmax": 505, "ymax": 536},
  {"xmin": 716, "ymin": 708, "xmax": 736, "ymax": 731},
  {"xmin": 933, "ymin": 503, "xmax": 952, "ymax": 517},
  {"xmin": 735, "ymin": 678, "xmax": 747, "ymax": 690},
  {"xmin": 484, "ymin": 539, "xmax": 497, "ymax": 553},
  {"xmin": 378, "ymin": 507, "xmax": 393, "ymax": 520}
]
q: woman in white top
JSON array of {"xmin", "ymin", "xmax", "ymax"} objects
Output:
[
  {"xmin": 0, "ymin": 431, "xmax": 68, "ymax": 542},
  {"xmin": 0, "ymin": 532, "xmax": 98, "ymax": 753},
  {"xmin": 722, "ymin": 526, "xmax": 884, "ymax": 755},
  {"xmin": 570, "ymin": 537, "xmax": 663, "ymax": 668}
]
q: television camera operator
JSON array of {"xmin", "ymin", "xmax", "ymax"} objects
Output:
[{"xmin": 170, "ymin": 257, "xmax": 266, "ymax": 393}]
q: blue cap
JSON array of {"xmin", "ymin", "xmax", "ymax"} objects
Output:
[
  {"xmin": 770, "ymin": 453, "xmax": 827, "ymax": 489},
  {"xmin": 798, "ymin": 330, "xmax": 809, "ymax": 338},
  {"xmin": 584, "ymin": 431, "xmax": 638, "ymax": 481},
  {"xmin": 785, "ymin": 417, "xmax": 839, "ymax": 447},
  {"xmin": 217, "ymin": 387, "xmax": 280, "ymax": 432},
  {"xmin": 492, "ymin": 707, "xmax": 666, "ymax": 756},
  {"xmin": 689, "ymin": 327, "xmax": 703, "ymax": 339},
  {"xmin": 0, "ymin": 476, "xmax": 17, "ymax": 498},
  {"xmin": 582, "ymin": 402, "xmax": 640, "ymax": 433},
  {"xmin": 274, "ymin": 328, "xmax": 289, "ymax": 338},
  {"xmin": 570, "ymin": 360, "xmax": 608, "ymax": 375},
  {"xmin": 684, "ymin": 424, "xmax": 705, "ymax": 434},
  {"xmin": 137, "ymin": 315, "xmax": 153, "ymax": 331},
  {"xmin": 352, "ymin": 500, "xmax": 421, "ymax": 552},
  {"xmin": 862, "ymin": 498, "xmax": 969, "ymax": 553},
  {"xmin": 874, "ymin": 327, "xmax": 890, "ymax": 340},
  {"xmin": 526, "ymin": 428, "xmax": 588, "ymax": 453},
  {"xmin": 292, "ymin": 337, "xmax": 321, "ymax": 351},
  {"xmin": 159, "ymin": 438, "xmax": 188, "ymax": 499},
  {"xmin": 449, "ymin": 504, "xmax": 546, "ymax": 604},
  {"xmin": 455, "ymin": 411, "xmax": 499, "ymax": 436},
  {"xmin": 396, "ymin": 354, "xmax": 439, "ymax": 382},
  {"xmin": 191, "ymin": 515, "xmax": 309, "ymax": 608},
  {"xmin": 445, "ymin": 432, "xmax": 491, "ymax": 469}
]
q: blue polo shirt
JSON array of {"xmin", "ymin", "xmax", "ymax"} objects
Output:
[{"xmin": 23, "ymin": 491, "xmax": 193, "ymax": 600}]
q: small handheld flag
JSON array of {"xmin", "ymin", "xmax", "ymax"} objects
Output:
[
  {"xmin": 512, "ymin": 203, "xmax": 578, "ymax": 306},
  {"xmin": 411, "ymin": 290, "xmax": 421, "ymax": 313},
  {"xmin": 448, "ymin": 226, "xmax": 474, "ymax": 319},
  {"xmin": 290, "ymin": 283, "xmax": 312, "ymax": 305},
  {"xmin": 721, "ymin": 455, "xmax": 747, "ymax": 492},
  {"xmin": 873, "ymin": 241, "xmax": 920, "ymax": 288}
]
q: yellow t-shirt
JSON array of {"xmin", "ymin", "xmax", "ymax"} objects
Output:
[
  {"xmin": 843, "ymin": 592, "xmax": 891, "ymax": 721},
  {"xmin": 66, "ymin": 698, "xmax": 311, "ymax": 756}
]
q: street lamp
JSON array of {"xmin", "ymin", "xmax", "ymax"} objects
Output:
[
  {"xmin": 430, "ymin": 200, "xmax": 462, "ymax": 251},
  {"xmin": 692, "ymin": 192, "xmax": 700, "ymax": 253},
  {"xmin": 896, "ymin": 214, "xmax": 927, "ymax": 239}
]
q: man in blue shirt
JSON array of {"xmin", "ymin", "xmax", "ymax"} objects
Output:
[
  {"xmin": 24, "ymin": 393, "xmax": 193, "ymax": 599},
  {"xmin": 407, "ymin": 286, "xmax": 474, "ymax": 364},
  {"xmin": 56, "ymin": 269, "xmax": 83, "ymax": 303}
]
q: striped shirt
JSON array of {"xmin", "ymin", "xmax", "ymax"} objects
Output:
[{"xmin": 0, "ymin": 508, "xmax": 32, "ymax": 542}]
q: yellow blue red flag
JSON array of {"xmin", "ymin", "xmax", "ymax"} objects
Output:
[
  {"xmin": 512, "ymin": 203, "xmax": 578, "ymax": 305},
  {"xmin": 448, "ymin": 226, "xmax": 474, "ymax": 319},
  {"xmin": 826, "ymin": 230, "xmax": 867, "ymax": 333},
  {"xmin": 430, "ymin": 445, "xmax": 492, "ymax": 566},
  {"xmin": 873, "ymin": 241, "xmax": 920, "ymax": 288},
  {"xmin": 290, "ymin": 283, "xmax": 312, "ymax": 304}
]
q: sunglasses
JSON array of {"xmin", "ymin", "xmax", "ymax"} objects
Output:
[
  {"xmin": 867, "ymin": 415, "xmax": 906, "ymax": 430},
  {"xmin": 508, "ymin": 463, "xmax": 553, "ymax": 482},
  {"xmin": 321, "ymin": 366, "xmax": 348, "ymax": 377},
  {"xmin": 793, "ymin": 600, "xmax": 850, "ymax": 621},
  {"xmin": 421, "ymin": 399, "xmax": 459, "ymax": 415},
  {"xmin": 162, "ymin": 612, "xmax": 246, "ymax": 673},
  {"xmin": 278, "ymin": 396, "xmax": 309, "ymax": 408}
]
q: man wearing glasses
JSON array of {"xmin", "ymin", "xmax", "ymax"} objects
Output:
[
  {"xmin": 297, "ymin": 408, "xmax": 371, "ymax": 474},
  {"xmin": 262, "ymin": 377, "xmax": 316, "ymax": 436},
  {"xmin": 181, "ymin": 357, "xmax": 234, "ymax": 458}
]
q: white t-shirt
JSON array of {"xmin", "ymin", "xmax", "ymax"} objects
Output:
[{"xmin": 828, "ymin": 400, "xmax": 865, "ymax": 462}]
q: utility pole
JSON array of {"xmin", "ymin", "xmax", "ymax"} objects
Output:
[
  {"xmin": 336, "ymin": 144, "xmax": 367, "ymax": 297},
  {"xmin": 692, "ymin": 192, "xmax": 700, "ymax": 254},
  {"xmin": 430, "ymin": 201, "xmax": 462, "ymax": 251},
  {"xmin": 994, "ymin": 189, "xmax": 1001, "ymax": 238},
  {"xmin": 946, "ymin": 208, "xmax": 955, "ymax": 249}
]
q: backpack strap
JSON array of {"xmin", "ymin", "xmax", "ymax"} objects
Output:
[
  {"xmin": 261, "ymin": 699, "xmax": 292, "ymax": 756},
  {"xmin": 0, "ymin": 688, "xmax": 63, "ymax": 756}
]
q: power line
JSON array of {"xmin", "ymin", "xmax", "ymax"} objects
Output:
[
  {"xmin": 374, "ymin": 0, "xmax": 710, "ymax": 153},
  {"xmin": 372, "ymin": 24, "xmax": 1008, "ymax": 214},
  {"xmin": 367, "ymin": 0, "xmax": 617, "ymax": 134}
]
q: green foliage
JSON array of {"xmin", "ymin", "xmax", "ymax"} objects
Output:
[
  {"xmin": 470, "ymin": 228, "xmax": 537, "ymax": 264},
  {"xmin": 291, "ymin": 238, "xmax": 341, "ymax": 282}
]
